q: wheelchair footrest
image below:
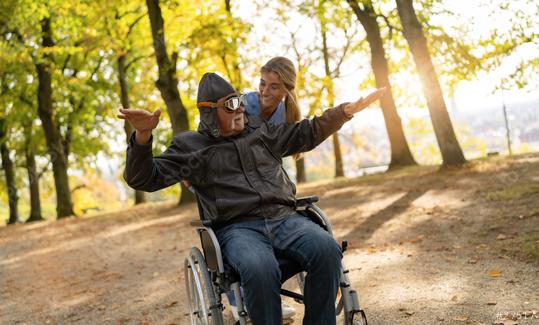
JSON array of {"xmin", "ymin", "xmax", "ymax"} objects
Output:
[{"xmin": 280, "ymin": 288, "xmax": 303, "ymax": 303}]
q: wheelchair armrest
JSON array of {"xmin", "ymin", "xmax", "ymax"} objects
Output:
[
  {"xmin": 197, "ymin": 227, "xmax": 225, "ymax": 274},
  {"xmin": 296, "ymin": 195, "xmax": 319, "ymax": 207},
  {"xmin": 190, "ymin": 219, "xmax": 213, "ymax": 227}
]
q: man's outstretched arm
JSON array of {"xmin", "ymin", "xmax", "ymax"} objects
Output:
[
  {"xmin": 265, "ymin": 88, "xmax": 386, "ymax": 157},
  {"xmin": 118, "ymin": 108, "xmax": 198, "ymax": 192}
]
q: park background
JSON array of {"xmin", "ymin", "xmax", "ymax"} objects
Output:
[
  {"xmin": 1, "ymin": 1, "xmax": 539, "ymax": 324},
  {"xmin": 0, "ymin": 0, "xmax": 538, "ymax": 222}
]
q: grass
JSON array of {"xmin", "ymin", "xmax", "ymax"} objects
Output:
[
  {"xmin": 484, "ymin": 183, "xmax": 539, "ymax": 201},
  {"xmin": 521, "ymin": 231, "xmax": 539, "ymax": 260}
]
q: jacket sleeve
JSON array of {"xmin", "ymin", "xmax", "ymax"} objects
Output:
[
  {"xmin": 263, "ymin": 103, "xmax": 352, "ymax": 157},
  {"xmin": 123, "ymin": 132, "xmax": 202, "ymax": 192}
]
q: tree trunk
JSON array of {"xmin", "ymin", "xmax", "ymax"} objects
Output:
[
  {"xmin": 295, "ymin": 157, "xmax": 306, "ymax": 183},
  {"xmin": 320, "ymin": 17, "xmax": 345, "ymax": 178},
  {"xmin": 24, "ymin": 126, "xmax": 43, "ymax": 222},
  {"xmin": 35, "ymin": 18, "xmax": 74, "ymax": 218},
  {"xmin": 146, "ymin": 0, "xmax": 195, "ymax": 204},
  {"xmin": 118, "ymin": 54, "xmax": 146, "ymax": 205},
  {"xmin": 396, "ymin": 0, "xmax": 466, "ymax": 165},
  {"xmin": 0, "ymin": 120, "xmax": 18, "ymax": 224},
  {"xmin": 332, "ymin": 134, "xmax": 344, "ymax": 177},
  {"xmin": 347, "ymin": 0, "xmax": 417, "ymax": 168},
  {"xmin": 223, "ymin": 0, "xmax": 244, "ymax": 89}
]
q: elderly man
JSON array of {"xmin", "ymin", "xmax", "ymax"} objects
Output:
[{"xmin": 119, "ymin": 73, "xmax": 384, "ymax": 325}]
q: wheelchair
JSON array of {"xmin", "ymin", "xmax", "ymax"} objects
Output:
[{"xmin": 184, "ymin": 196, "xmax": 368, "ymax": 325}]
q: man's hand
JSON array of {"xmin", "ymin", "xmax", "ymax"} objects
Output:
[
  {"xmin": 117, "ymin": 108, "xmax": 161, "ymax": 144},
  {"xmin": 343, "ymin": 87, "xmax": 386, "ymax": 117}
]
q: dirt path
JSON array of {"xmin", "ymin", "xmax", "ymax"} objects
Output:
[{"xmin": 1, "ymin": 154, "xmax": 538, "ymax": 325}]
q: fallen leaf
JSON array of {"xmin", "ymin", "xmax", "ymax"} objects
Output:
[
  {"xmin": 164, "ymin": 301, "xmax": 178, "ymax": 308},
  {"xmin": 453, "ymin": 315, "xmax": 468, "ymax": 321},
  {"xmin": 410, "ymin": 235, "xmax": 424, "ymax": 243},
  {"xmin": 488, "ymin": 269, "xmax": 502, "ymax": 277},
  {"xmin": 496, "ymin": 234, "xmax": 507, "ymax": 240},
  {"xmin": 443, "ymin": 254, "xmax": 456, "ymax": 261}
]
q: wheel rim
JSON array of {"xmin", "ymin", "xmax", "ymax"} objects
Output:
[{"xmin": 185, "ymin": 256, "xmax": 210, "ymax": 324}]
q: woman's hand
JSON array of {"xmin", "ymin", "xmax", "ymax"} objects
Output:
[
  {"xmin": 343, "ymin": 87, "xmax": 386, "ymax": 117},
  {"xmin": 117, "ymin": 108, "xmax": 161, "ymax": 144}
]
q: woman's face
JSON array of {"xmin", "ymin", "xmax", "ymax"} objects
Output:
[{"xmin": 259, "ymin": 71, "xmax": 286, "ymax": 110}]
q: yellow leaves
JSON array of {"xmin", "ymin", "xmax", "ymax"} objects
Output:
[{"xmin": 488, "ymin": 269, "xmax": 502, "ymax": 277}]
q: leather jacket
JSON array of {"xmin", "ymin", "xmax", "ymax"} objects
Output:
[{"xmin": 124, "ymin": 104, "xmax": 351, "ymax": 226}]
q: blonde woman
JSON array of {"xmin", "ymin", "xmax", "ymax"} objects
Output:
[
  {"xmin": 244, "ymin": 56, "xmax": 301, "ymax": 127},
  {"xmin": 226, "ymin": 56, "xmax": 300, "ymax": 321}
]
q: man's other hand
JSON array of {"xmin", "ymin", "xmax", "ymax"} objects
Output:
[{"xmin": 118, "ymin": 108, "xmax": 161, "ymax": 144}]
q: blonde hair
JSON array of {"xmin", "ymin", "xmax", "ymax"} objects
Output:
[
  {"xmin": 260, "ymin": 57, "xmax": 301, "ymax": 124},
  {"xmin": 261, "ymin": 57, "xmax": 302, "ymax": 160}
]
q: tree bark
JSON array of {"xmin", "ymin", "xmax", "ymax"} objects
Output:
[
  {"xmin": 295, "ymin": 157, "xmax": 306, "ymax": 183},
  {"xmin": 347, "ymin": 0, "xmax": 417, "ymax": 168},
  {"xmin": 332, "ymin": 134, "xmax": 345, "ymax": 177},
  {"xmin": 146, "ymin": 0, "xmax": 195, "ymax": 204},
  {"xmin": 24, "ymin": 126, "xmax": 43, "ymax": 222},
  {"xmin": 396, "ymin": 0, "xmax": 466, "ymax": 165},
  {"xmin": 0, "ymin": 120, "xmax": 18, "ymax": 224},
  {"xmin": 35, "ymin": 18, "xmax": 74, "ymax": 218},
  {"xmin": 118, "ymin": 54, "xmax": 146, "ymax": 205},
  {"xmin": 223, "ymin": 0, "xmax": 244, "ymax": 89}
]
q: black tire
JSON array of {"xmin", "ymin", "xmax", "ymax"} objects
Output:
[{"xmin": 185, "ymin": 247, "xmax": 224, "ymax": 325}]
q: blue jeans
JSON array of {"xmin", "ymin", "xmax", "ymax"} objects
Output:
[{"xmin": 216, "ymin": 212, "xmax": 342, "ymax": 325}]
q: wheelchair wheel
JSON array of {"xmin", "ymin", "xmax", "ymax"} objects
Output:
[{"xmin": 185, "ymin": 247, "xmax": 224, "ymax": 325}]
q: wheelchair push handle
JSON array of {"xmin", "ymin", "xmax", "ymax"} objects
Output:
[
  {"xmin": 189, "ymin": 219, "xmax": 213, "ymax": 227},
  {"xmin": 296, "ymin": 196, "xmax": 319, "ymax": 207}
]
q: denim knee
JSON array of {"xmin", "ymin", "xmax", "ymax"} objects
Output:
[
  {"xmin": 309, "ymin": 235, "xmax": 342, "ymax": 272},
  {"xmin": 238, "ymin": 256, "xmax": 281, "ymax": 287}
]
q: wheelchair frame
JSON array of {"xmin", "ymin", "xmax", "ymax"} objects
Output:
[{"xmin": 184, "ymin": 196, "xmax": 368, "ymax": 325}]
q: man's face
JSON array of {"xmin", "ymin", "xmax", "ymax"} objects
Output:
[{"xmin": 216, "ymin": 95, "xmax": 246, "ymax": 137}]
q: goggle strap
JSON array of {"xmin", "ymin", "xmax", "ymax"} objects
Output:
[{"xmin": 197, "ymin": 101, "xmax": 219, "ymax": 108}]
